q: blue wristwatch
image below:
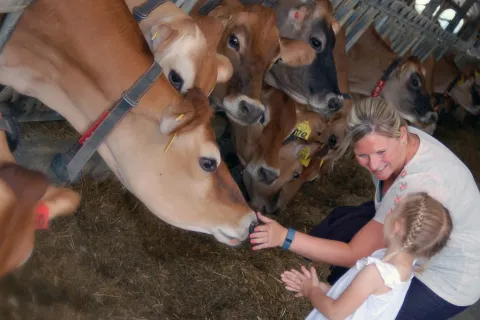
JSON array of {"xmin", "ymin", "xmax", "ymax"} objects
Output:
[{"xmin": 281, "ymin": 228, "xmax": 296, "ymax": 250}]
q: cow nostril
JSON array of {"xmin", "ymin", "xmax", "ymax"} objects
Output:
[
  {"xmin": 258, "ymin": 167, "xmax": 278, "ymax": 185},
  {"xmin": 249, "ymin": 221, "xmax": 258, "ymax": 235},
  {"xmin": 239, "ymin": 101, "xmax": 249, "ymax": 114},
  {"xmin": 259, "ymin": 113, "xmax": 266, "ymax": 124},
  {"xmin": 328, "ymin": 97, "xmax": 343, "ymax": 112}
]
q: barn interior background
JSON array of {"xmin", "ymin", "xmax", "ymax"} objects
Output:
[{"xmin": 0, "ymin": 0, "xmax": 479, "ymax": 319}]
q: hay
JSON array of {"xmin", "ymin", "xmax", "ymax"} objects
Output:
[{"xmin": 0, "ymin": 120, "xmax": 478, "ymax": 319}]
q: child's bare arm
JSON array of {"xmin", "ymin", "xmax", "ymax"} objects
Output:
[{"xmin": 307, "ymin": 264, "xmax": 384, "ymax": 320}]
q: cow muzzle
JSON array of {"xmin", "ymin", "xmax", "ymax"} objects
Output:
[{"xmin": 222, "ymin": 95, "xmax": 266, "ymax": 126}]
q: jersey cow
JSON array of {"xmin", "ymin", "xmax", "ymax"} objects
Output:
[
  {"xmin": 431, "ymin": 54, "xmax": 480, "ymax": 118},
  {"xmin": 191, "ymin": 0, "xmax": 317, "ymax": 126},
  {"xmin": 0, "ymin": 0, "xmax": 257, "ymax": 246},
  {"xmin": 347, "ymin": 26, "xmax": 436, "ymax": 130},
  {"xmin": 241, "ymin": 0, "xmax": 344, "ymax": 117}
]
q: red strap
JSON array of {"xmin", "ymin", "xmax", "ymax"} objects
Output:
[
  {"xmin": 371, "ymin": 80, "xmax": 385, "ymax": 97},
  {"xmin": 34, "ymin": 202, "xmax": 49, "ymax": 230},
  {"xmin": 78, "ymin": 109, "xmax": 111, "ymax": 145}
]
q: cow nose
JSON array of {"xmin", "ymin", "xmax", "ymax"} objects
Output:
[
  {"xmin": 249, "ymin": 221, "xmax": 258, "ymax": 235},
  {"xmin": 327, "ymin": 96, "xmax": 343, "ymax": 112},
  {"xmin": 238, "ymin": 100, "xmax": 265, "ymax": 124},
  {"xmin": 257, "ymin": 167, "xmax": 279, "ymax": 185}
]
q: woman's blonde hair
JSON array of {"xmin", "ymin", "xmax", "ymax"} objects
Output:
[
  {"xmin": 328, "ymin": 97, "xmax": 407, "ymax": 162},
  {"xmin": 396, "ymin": 192, "xmax": 453, "ymax": 261}
]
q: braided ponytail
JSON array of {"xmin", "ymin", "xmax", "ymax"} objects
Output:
[{"xmin": 396, "ymin": 193, "xmax": 453, "ymax": 261}]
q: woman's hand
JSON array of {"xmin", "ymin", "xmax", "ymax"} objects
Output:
[
  {"xmin": 249, "ymin": 212, "xmax": 288, "ymax": 250},
  {"xmin": 281, "ymin": 266, "xmax": 324, "ymax": 298}
]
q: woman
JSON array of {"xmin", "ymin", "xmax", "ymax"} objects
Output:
[{"xmin": 250, "ymin": 97, "xmax": 480, "ymax": 319}]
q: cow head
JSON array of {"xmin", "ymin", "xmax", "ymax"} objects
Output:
[
  {"xmin": 382, "ymin": 57, "xmax": 437, "ymax": 126},
  {"xmin": 244, "ymin": 89, "xmax": 329, "ymax": 186},
  {"xmin": 448, "ymin": 71, "xmax": 480, "ymax": 115},
  {"xmin": 145, "ymin": 3, "xmax": 233, "ymax": 96},
  {"xmin": 262, "ymin": 0, "xmax": 343, "ymax": 117},
  {"xmin": 245, "ymin": 111, "xmax": 346, "ymax": 213},
  {"xmin": 201, "ymin": 0, "xmax": 316, "ymax": 126}
]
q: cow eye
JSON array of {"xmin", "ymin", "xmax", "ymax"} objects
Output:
[
  {"xmin": 199, "ymin": 157, "xmax": 218, "ymax": 173},
  {"xmin": 228, "ymin": 34, "xmax": 240, "ymax": 51},
  {"xmin": 309, "ymin": 37, "xmax": 323, "ymax": 51},
  {"xmin": 410, "ymin": 75, "xmax": 421, "ymax": 90},
  {"xmin": 292, "ymin": 172, "xmax": 300, "ymax": 180},
  {"xmin": 168, "ymin": 70, "xmax": 184, "ymax": 91},
  {"xmin": 328, "ymin": 135, "xmax": 337, "ymax": 148}
]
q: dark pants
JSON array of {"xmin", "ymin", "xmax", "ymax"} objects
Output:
[{"xmin": 308, "ymin": 201, "xmax": 471, "ymax": 320}]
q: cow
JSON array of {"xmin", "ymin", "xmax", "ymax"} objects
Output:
[
  {"xmin": 239, "ymin": 0, "xmax": 344, "ymax": 116},
  {"xmin": 347, "ymin": 26, "xmax": 437, "ymax": 130},
  {"xmin": 242, "ymin": 20, "xmax": 352, "ymax": 212},
  {"xmin": 124, "ymin": 0, "xmax": 233, "ymax": 96},
  {"xmin": 239, "ymin": 86, "xmax": 329, "ymax": 186},
  {"xmin": 0, "ymin": 122, "xmax": 81, "ymax": 278},
  {"xmin": 431, "ymin": 54, "xmax": 480, "ymax": 120},
  {"xmin": 191, "ymin": 0, "xmax": 317, "ymax": 126},
  {"xmin": 0, "ymin": 0, "xmax": 257, "ymax": 246}
]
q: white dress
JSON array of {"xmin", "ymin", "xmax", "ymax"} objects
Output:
[{"xmin": 305, "ymin": 249, "xmax": 413, "ymax": 320}]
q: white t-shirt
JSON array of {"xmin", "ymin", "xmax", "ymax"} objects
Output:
[
  {"xmin": 372, "ymin": 126, "xmax": 480, "ymax": 306},
  {"xmin": 305, "ymin": 248, "xmax": 413, "ymax": 320}
]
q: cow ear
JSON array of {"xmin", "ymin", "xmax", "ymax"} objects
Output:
[
  {"xmin": 149, "ymin": 24, "xmax": 180, "ymax": 58},
  {"xmin": 215, "ymin": 53, "xmax": 233, "ymax": 83},
  {"xmin": 160, "ymin": 88, "xmax": 212, "ymax": 135},
  {"xmin": 278, "ymin": 38, "xmax": 316, "ymax": 67}
]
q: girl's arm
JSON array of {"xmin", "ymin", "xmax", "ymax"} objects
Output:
[{"xmin": 307, "ymin": 264, "xmax": 384, "ymax": 320}]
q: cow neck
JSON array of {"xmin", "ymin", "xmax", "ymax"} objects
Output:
[
  {"xmin": 370, "ymin": 58, "xmax": 403, "ymax": 98},
  {"xmin": 50, "ymin": 0, "xmax": 169, "ymax": 183}
]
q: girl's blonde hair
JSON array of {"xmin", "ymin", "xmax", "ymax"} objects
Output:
[
  {"xmin": 396, "ymin": 192, "xmax": 453, "ymax": 260},
  {"xmin": 328, "ymin": 97, "xmax": 407, "ymax": 162}
]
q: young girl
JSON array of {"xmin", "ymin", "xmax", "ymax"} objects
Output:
[{"xmin": 280, "ymin": 192, "xmax": 453, "ymax": 320}]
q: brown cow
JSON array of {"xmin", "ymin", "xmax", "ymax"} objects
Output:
[
  {"xmin": 241, "ymin": 0, "xmax": 344, "ymax": 115},
  {"xmin": 240, "ymin": 87, "xmax": 329, "ymax": 186},
  {"xmin": 191, "ymin": 0, "xmax": 317, "ymax": 126},
  {"xmin": 0, "ymin": 125, "xmax": 81, "ymax": 278},
  {"xmin": 0, "ymin": 0, "xmax": 257, "ymax": 246},
  {"xmin": 244, "ymin": 110, "xmax": 346, "ymax": 213},
  {"xmin": 431, "ymin": 54, "xmax": 480, "ymax": 119},
  {"xmin": 243, "ymin": 21, "xmax": 352, "ymax": 212},
  {"xmin": 124, "ymin": 0, "xmax": 233, "ymax": 96},
  {"xmin": 348, "ymin": 26, "xmax": 436, "ymax": 128}
]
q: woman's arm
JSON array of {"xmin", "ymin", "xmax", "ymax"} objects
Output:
[
  {"xmin": 251, "ymin": 213, "xmax": 385, "ymax": 268},
  {"xmin": 290, "ymin": 220, "xmax": 385, "ymax": 267}
]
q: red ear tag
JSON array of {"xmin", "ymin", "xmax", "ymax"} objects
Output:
[
  {"xmin": 294, "ymin": 11, "xmax": 300, "ymax": 19},
  {"xmin": 34, "ymin": 202, "xmax": 49, "ymax": 230}
]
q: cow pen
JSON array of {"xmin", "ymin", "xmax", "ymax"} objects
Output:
[{"xmin": 0, "ymin": 0, "xmax": 480, "ymax": 319}]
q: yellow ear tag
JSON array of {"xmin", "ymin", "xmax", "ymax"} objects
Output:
[
  {"xmin": 298, "ymin": 146, "xmax": 311, "ymax": 167},
  {"xmin": 319, "ymin": 159, "xmax": 324, "ymax": 169},
  {"xmin": 293, "ymin": 120, "xmax": 311, "ymax": 140},
  {"xmin": 458, "ymin": 75, "xmax": 465, "ymax": 86},
  {"xmin": 176, "ymin": 114, "xmax": 184, "ymax": 121},
  {"xmin": 151, "ymin": 32, "xmax": 158, "ymax": 41}
]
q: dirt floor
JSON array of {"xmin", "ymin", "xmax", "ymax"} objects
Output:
[{"xmin": 0, "ymin": 116, "xmax": 479, "ymax": 320}]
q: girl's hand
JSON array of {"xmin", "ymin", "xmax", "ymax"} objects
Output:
[
  {"xmin": 281, "ymin": 266, "xmax": 322, "ymax": 298},
  {"xmin": 249, "ymin": 212, "xmax": 288, "ymax": 250}
]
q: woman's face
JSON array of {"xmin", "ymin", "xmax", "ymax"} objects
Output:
[{"xmin": 353, "ymin": 129, "xmax": 407, "ymax": 181}]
